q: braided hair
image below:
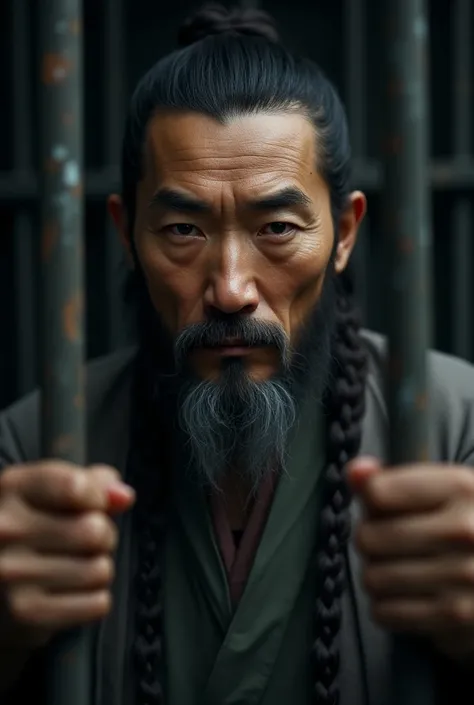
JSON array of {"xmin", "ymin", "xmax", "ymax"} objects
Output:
[
  {"xmin": 121, "ymin": 6, "xmax": 368, "ymax": 704},
  {"xmin": 312, "ymin": 275, "xmax": 367, "ymax": 705}
]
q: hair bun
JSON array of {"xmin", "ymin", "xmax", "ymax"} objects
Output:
[{"xmin": 177, "ymin": 3, "xmax": 280, "ymax": 47}]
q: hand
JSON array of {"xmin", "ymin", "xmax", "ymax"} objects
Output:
[
  {"xmin": 0, "ymin": 461, "xmax": 135, "ymax": 649},
  {"xmin": 348, "ymin": 457, "xmax": 474, "ymax": 663}
]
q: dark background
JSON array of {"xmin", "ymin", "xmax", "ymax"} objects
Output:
[{"xmin": 1, "ymin": 0, "xmax": 473, "ymax": 409}]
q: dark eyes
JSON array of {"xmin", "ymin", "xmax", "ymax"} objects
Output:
[
  {"xmin": 259, "ymin": 222, "xmax": 294, "ymax": 236},
  {"xmin": 164, "ymin": 222, "xmax": 296, "ymax": 238},
  {"xmin": 168, "ymin": 224, "xmax": 196, "ymax": 236}
]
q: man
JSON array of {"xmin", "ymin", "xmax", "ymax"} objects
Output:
[{"xmin": 1, "ymin": 5, "xmax": 474, "ymax": 705}]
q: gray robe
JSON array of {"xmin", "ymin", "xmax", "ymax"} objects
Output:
[{"xmin": 1, "ymin": 331, "xmax": 473, "ymax": 705}]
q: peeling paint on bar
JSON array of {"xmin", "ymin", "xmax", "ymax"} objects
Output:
[{"xmin": 40, "ymin": 2, "xmax": 90, "ymax": 705}]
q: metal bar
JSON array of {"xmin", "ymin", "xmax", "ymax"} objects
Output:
[
  {"xmin": 345, "ymin": 0, "xmax": 369, "ymax": 321},
  {"xmin": 452, "ymin": 0, "xmax": 472, "ymax": 158},
  {"xmin": 39, "ymin": 2, "xmax": 90, "ymax": 705},
  {"xmin": 12, "ymin": 0, "xmax": 37, "ymax": 397},
  {"xmin": 104, "ymin": 0, "xmax": 126, "ymax": 351},
  {"xmin": 2, "ymin": 160, "xmax": 474, "ymax": 201},
  {"xmin": 13, "ymin": 217, "xmax": 37, "ymax": 395},
  {"xmin": 451, "ymin": 0, "xmax": 472, "ymax": 360},
  {"xmin": 381, "ymin": 1, "xmax": 434, "ymax": 704},
  {"xmin": 346, "ymin": 0, "xmax": 366, "ymax": 158},
  {"xmin": 12, "ymin": 0, "xmax": 31, "ymax": 168},
  {"xmin": 0, "ymin": 168, "xmax": 120, "ymax": 201}
]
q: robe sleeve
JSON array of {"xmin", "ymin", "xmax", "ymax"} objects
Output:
[{"xmin": 434, "ymin": 358, "xmax": 474, "ymax": 704}]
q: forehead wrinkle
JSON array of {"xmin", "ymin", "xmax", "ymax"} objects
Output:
[{"xmin": 153, "ymin": 156, "xmax": 315, "ymax": 188}]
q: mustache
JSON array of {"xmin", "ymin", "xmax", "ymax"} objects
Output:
[{"xmin": 174, "ymin": 315, "xmax": 291, "ymax": 371}]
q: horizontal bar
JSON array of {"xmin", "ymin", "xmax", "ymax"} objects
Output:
[
  {"xmin": 3, "ymin": 160, "xmax": 474, "ymax": 202},
  {"xmin": 351, "ymin": 158, "xmax": 474, "ymax": 190},
  {"xmin": 0, "ymin": 167, "xmax": 120, "ymax": 201}
]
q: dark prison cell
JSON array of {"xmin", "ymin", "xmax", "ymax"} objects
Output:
[
  {"xmin": 0, "ymin": 1, "xmax": 473, "ymax": 704},
  {"xmin": 1, "ymin": 0, "xmax": 473, "ymax": 406}
]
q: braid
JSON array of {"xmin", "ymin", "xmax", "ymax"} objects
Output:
[
  {"xmin": 312, "ymin": 278, "xmax": 368, "ymax": 705},
  {"xmin": 129, "ymin": 352, "xmax": 170, "ymax": 705}
]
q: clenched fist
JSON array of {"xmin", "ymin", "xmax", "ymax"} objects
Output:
[
  {"xmin": 348, "ymin": 456, "xmax": 474, "ymax": 663},
  {"xmin": 0, "ymin": 461, "xmax": 135, "ymax": 649}
]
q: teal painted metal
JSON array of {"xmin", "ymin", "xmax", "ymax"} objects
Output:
[
  {"xmin": 381, "ymin": 1, "xmax": 435, "ymax": 704},
  {"xmin": 39, "ymin": 1, "xmax": 90, "ymax": 704}
]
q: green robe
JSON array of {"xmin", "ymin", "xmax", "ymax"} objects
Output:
[
  {"xmin": 1, "ymin": 331, "xmax": 474, "ymax": 705},
  {"xmin": 163, "ymin": 397, "xmax": 325, "ymax": 705}
]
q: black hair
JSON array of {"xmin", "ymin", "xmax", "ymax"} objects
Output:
[{"xmin": 123, "ymin": 5, "xmax": 368, "ymax": 704}]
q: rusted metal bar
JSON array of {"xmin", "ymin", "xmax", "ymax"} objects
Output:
[
  {"xmin": 451, "ymin": 0, "xmax": 472, "ymax": 360},
  {"xmin": 39, "ymin": 2, "xmax": 90, "ymax": 705},
  {"xmin": 381, "ymin": 1, "xmax": 434, "ymax": 704}
]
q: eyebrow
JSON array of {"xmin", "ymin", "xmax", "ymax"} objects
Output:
[
  {"xmin": 148, "ymin": 187, "xmax": 211, "ymax": 214},
  {"xmin": 148, "ymin": 186, "xmax": 312, "ymax": 214},
  {"xmin": 248, "ymin": 187, "xmax": 313, "ymax": 211}
]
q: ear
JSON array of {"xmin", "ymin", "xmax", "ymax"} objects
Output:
[
  {"xmin": 107, "ymin": 194, "xmax": 135, "ymax": 269},
  {"xmin": 334, "ymin": 191, "xmax": 367, "ymax": 274}
]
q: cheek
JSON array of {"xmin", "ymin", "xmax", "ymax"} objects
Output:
[
  {"xmin": 275, "ymin": 235, "xmax": 333, "ymax": 340},
  {"xmin": 135, "ymin": 234, "xmax": 205, "ymax": 332}
]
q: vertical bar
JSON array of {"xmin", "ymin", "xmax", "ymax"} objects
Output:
[
  {"xmin": 104, "ymin": 0, "xmax": 126, "ymax": 351},
  {"xmin": 12, "ymin": 0, "xmax": 37, "ymax": 397},
  {"xmin": 451, "ymin": 0, "xmax": 472, "ymax": 360},
  {"xmin": 345, "ymin": 0, "xmax": 369, "ymax": 322},
  {"xmin": 346, "ymin": 0, "xmax": 367, "ymax": 158},
  {"xmin": 381, "ymin": 1, "xmax": 434, "ymax": 704},
  {"xmin": 39, "ymin": 2, "xmax": 90, "ymax": 705}
]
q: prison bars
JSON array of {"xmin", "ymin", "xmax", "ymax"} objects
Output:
[
  {"xmin": 451, "ymin": 0, "xmax": 473, "ymax": 359},
  {"xmin": 3, "ymin": 0, "xmax": 474, "ymax": 408},
  {"xmin": 39, "ymin": 2, "xmax": 90, "ymax": 705},
  {"xmin": 381, "ymin": 1, "xmax": 435, "ymax": 705}
]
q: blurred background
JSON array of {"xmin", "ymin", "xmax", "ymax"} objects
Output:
[{"xmin": 0, "ymin": 0, "xmax": 473, "ymax": 410}]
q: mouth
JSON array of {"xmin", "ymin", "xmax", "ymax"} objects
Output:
[{"xmin": 203, "ymin": 338, "xmax": 255, "ymax": 357}]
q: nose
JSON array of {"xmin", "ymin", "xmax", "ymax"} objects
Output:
[{"xmin": 203, "ymin": 238, "xmax": 259, "ymax": 316}]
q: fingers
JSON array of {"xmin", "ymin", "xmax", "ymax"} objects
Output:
[
  {"xmin": 349, "ymin": 462, "xmax": 474, "ymax": 516},
  {"xmin": 364, "ymin": 556, "xmax": 474, "ymax": 598},
  {"xmin": 0, "ymin": 549, "xmax": 114, "ymax": 591},
  {"xmin": 6, "ymin": 586, "xmax": 112, "ymax": 631},
  {"xmin": 0, "ymin": 462, "xmax": 131, "ymax": 644},
  {"xmin": 370, "ymin": 593, "xmax": 474, "ymax": 635},
  {"xmin": 356, "ymin": 504, "xmax": 474, "ymax": 558},
  {"xmin": 0, "ymin": 463, "xmax": 134, "ymax": 514},
  {"xmin": 0, "ymin": 503, "xmax": 118, "ymax": 554}
]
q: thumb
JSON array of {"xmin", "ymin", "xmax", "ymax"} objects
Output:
[
  {"xmin": 346, "ymin": 456, "xmax": 382, "ymax": 493},
  {"xmin": 88, "ymin": 465, "xmax": 135, "ymax": 514}
]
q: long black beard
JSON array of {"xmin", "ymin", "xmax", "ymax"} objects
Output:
[{"xmin": 130, "ymin": 268, "xmax": 338, "ymax": 489}]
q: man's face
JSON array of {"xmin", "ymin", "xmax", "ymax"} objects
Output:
[
  {"xmin": 110, "ymin": 110, "xmax": 365, "ymax": 485},
  {"xmin": 115, "ymin": 111, "xmax": 364, "ymax": 380}
]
